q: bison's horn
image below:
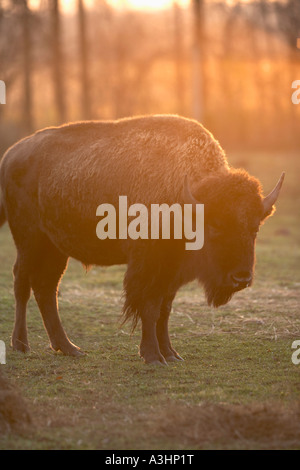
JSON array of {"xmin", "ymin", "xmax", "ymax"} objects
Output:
[
  {"xmin": 263, "ymin": 172, "xmax": 285, "ymax": 215},
  {"xmin": 183, "ymin": 175, "xmax": 199, "ymax": 206}
]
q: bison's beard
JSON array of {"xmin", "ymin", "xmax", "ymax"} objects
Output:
[{"xmin": 203, "ymin": 282, "xmax": 235, "ymax": 308}]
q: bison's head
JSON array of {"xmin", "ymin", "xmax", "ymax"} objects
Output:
[{"xmin": 184, "ymin": 170, "xmax": 285, "ymax": 307}]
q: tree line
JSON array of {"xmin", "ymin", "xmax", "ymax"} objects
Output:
[{"xmin": 0, "ymin": 0, "xmax": 299, "ymax": 152}]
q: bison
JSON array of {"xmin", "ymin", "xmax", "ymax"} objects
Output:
[{"xmin": 0, "ymin": 115, "xmax": 284, "ymax": 365}]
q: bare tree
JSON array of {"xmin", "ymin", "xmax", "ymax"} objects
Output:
[
  {"xmin": 173, "ymin": 1, "xmax": 185, "ymax": 115},
  {"xmin": 78, "ymin": 0, "xmax": 91, "ymax": 119},
  {"xmin": 192, "ymin": 0, "xmax": 205, "ymax": 123},
  {"xmin": 274, "ymin": 0, "xmax": 300, "ymax": 143},
  {"xmin": 50, "ymin": 0, "xmax": 66, "ymax": 123},
  {"xmin": 0, "ymin": 0, "xmax": 5, "ymax": 123},
  {"xmin": 22, "ymin": 0, "xmax": 33, "ymax": 133},
  {"xmin": 221, "ymin": 2, "xmax": 243, "ymax": 144}
]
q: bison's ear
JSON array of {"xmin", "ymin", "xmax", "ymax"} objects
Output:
[{"xmin": 262, "ymin": 172, "xmax": 285, "ymax": 219}]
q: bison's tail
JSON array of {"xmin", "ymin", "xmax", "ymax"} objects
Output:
[
  {"xmin": 121, "ymin": 303, "xmax": 140, "ymax": 333},
  {"xmin": 0, "ymin": 193, "xmax": 6, "ymax": 228}
]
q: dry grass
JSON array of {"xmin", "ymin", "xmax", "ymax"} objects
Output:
[
  {"xmin": 0, "ymin": 369, "xmax": 31, "ymax": 434},
  {"xmin": 146, "ymin": 401, "xmax": 300, "ymax": 449},
  {"xmin": 18, "ymin": 398, "xmax": 300, "ymax": 450}
]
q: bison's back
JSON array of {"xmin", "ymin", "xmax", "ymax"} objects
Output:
[{"xmin": 38, "ymin": 115, "xmax": 228, "ymax": 204}]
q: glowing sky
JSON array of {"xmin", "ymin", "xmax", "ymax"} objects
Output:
[
  {"xmin": 28, "ymin": 0, "xmax": 253, "ymax": 14},
  {"xmin": 28, "ymin": 0, "xmax": 191, "ymax": 13},
  {"xmin": 107, "ymin": 0, "xmax": 190, "ymax": 10}
]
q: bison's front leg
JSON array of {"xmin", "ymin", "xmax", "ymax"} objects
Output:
[
  {"xmin": 123, "ymin": 258, "xmax": 168, "ymax": 365},
  {"xmin": 139, "ymin": 300, "xmax": 168, "ymax": 365},
  {"xmin": 156, "ymin": 294, "xmax": 183, "ymax": 362}
]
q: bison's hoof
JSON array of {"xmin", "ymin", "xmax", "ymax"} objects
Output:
[
  {"xmin": 12, "ymin": 340, "xmax": 30, "ymax": 354},
  {"xmin": 145, "ymin": 358, "xmax": 168, "ymax": 366},
  {"xmin": 165, "ymin": 354, "xmax": 184, "ymax": 363},
  {"xmin": 141, "ymin": 352, "xmax": 168, "ymax": 366},
  {"xmin": 51, "ymin": 341, "xmax": 84, "ymax": 357},
  {"xmin": 160, "ymin": 347, "xmax": 184, "ymax": 362},
  {"xmin": 63, "ymin": 348, "xmax": 85, "ymax": 357}
]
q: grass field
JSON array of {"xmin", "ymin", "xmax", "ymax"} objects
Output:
[{"xmin": 0, "ymin": 151, "xmax": 300, "ymax": 450}]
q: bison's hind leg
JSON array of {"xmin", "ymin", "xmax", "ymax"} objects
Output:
[
  {"xmin": 12, "ymin": 231, "xmax": 83, "ymax": 357},
  {"xmin": 11, "ymin": 254, "xmax": 31, "ymax": 353},
  {"xmin": 29, "ymin": 234, "xmax": 83, "ymax": 356}
]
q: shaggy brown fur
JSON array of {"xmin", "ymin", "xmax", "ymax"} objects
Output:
[{"xmin": 0, "ymin": 115, "xmax": 283, "ymax": 365}]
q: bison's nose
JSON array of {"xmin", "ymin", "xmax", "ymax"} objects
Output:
[{"xmin": 230, "ymin": 271, "xmax": 252, "ymax": 289}]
